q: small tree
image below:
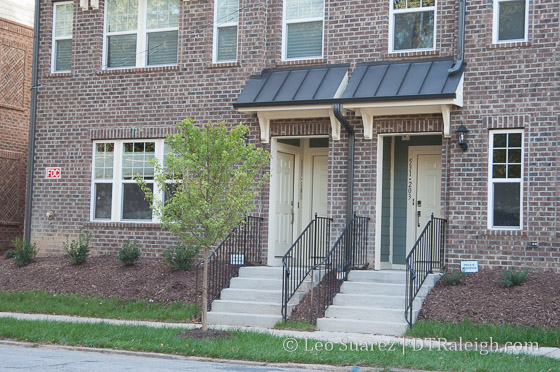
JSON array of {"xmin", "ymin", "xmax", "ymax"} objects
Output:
[{"xmin": 140, "ymin": 118, "xmax": 269, "ymax": 331}]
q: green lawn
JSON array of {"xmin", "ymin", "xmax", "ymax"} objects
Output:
[
  {"xmin": 274, "ymin": 320, "xmax": 316, "ymax": 331},
  {"xmin": 0, "ymin": 318, "xmax": 558, "ymax": 371},
  {"xmin": 0, "ymin": 291, "xmax": 198, "ymax": 322},
  {"xmin": 407, "ymin": 320, "xmax": 560, "ymax": 348}
]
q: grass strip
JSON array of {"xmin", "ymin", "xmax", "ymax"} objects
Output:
[
  {"xmin": 0, "ymin": 290, "xmax": 198, "ymax": 322},
  {"xmin": 407, "ymin": 320, "xmax": 560, "ymax": 348},
  {"xmin": 0, "ymin": 318, "xmax": 558, "ymax": 371},
  {"xmin": 274, "ymin": 320, "xmax": 316, "ymax": 331}
]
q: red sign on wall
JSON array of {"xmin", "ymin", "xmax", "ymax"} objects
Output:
[{"xmin": 46, "ymin": 167, "xmax": 61, "ymax": 179}]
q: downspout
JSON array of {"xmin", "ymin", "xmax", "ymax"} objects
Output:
[
  {"xmin": 24, "ymin": 0, "xmax": 41, "ymax": 243},
  {"xmin": 332, "ymin": 103, "xmax": 354, "ymax": 225},
  {"xmin": 448, "ymin": 0, "xmax": 466, "ymax": 75}
]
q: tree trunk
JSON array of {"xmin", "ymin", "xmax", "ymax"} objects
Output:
[{"xmin": 201, "ymin": 246, "xmax": 209, "ymax": 331}]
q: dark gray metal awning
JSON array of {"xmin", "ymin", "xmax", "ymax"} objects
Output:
[
  {"xmin": 340, "ymin": 57, "xmax": 464, "ymax": 102},
  {"xmin": 234, "ymin": 64, "xmax": 350, "ymax": 108}
]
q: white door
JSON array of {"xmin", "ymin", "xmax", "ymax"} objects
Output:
[
  {"xmin": 311, "ymin": 155, "xmax": 328, "ymax": 217},
  {"xmin": 274, "ymin": 151, "xmax": 296, "ymax": 261},
  {"xmin": 406, "ymin": 147, "xmax": 442, "ymax": 255}
]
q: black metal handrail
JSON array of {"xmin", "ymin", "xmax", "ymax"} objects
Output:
[
  {"xmin": 405, "ymin": 214, "xmax": 447, "ymax": 327},
  {"xmin": 308, "ymin": 215, "xmax": 370, "ymax": 323},
  {"xmin": 196, "ymin": 216, "xmax": 263, "ymax": 310},
  {"xmin": 281, "ymin": 214, "xmax": 332, "ymax": 320}
]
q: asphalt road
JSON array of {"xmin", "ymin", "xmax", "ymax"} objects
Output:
[{"xmin": 0, "ymin": 343, "xmax": 331, "ymax": 372}]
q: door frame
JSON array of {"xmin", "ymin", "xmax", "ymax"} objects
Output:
[
  {"xmin": 405, "ymin": 146, "xmax": 442, "ymax": 258},
  {"xmin": 374, "ymin": 133, "xmax": 442, "ymax": 270}
]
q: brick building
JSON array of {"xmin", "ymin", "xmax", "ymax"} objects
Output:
[
  {"xmin": 0, "ymin": 0, "xmax": 34, "ymax": 254},
  {"xmin": 29, "ymin": 0, "xmax": 559, "ymax": 275}
]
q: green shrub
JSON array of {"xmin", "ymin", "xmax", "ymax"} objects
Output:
[
  {"xmin": 9, "ymin": 237, "xmax": 38, "ymax": 267},
  {"xmin": 162, "ymin": 243, "xmax": 198, "ymax": 271},
  {"xmin": 5, "ymin": 249, "xmax": 16, "ymax": 259},
  {"xmin": 63, "ymin": 231, "xmax": 92, "ymax": 265},
  {"xmin": 441, "ymin": 270, "xmax": 466, "ymax": 286},
  {"xmin": 117, "ymin": 239, "xmax": 140, "ymax": 266},
  {"xmin": 500, "ymin": 269, "xmax": 529, "ymax": 288}
]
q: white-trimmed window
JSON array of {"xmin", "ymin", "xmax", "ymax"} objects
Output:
[
  {"xmin": 488, "ymin": 130, "xmax": 523, "ymax": 229},
  {"xmin": 493, "ymin": 0, "xmax": 528, "ymax": 43},
  {"xmin": 282, "ymin": 0, "xmax": 324, "ymax": 60},
  {"xmin": 103, "ymin": 0, "xmax": 180, "ymax": 69},
  {"xmin": 92, "ymin": 140, "xmax": 171, "ymax": 222},
  {"xmin": 52, "ymin": 2, "xmax": 73, "ymax": 72},
  {"xmin": 390, "ymin": 0, "xmax": 436, "ymax": 52},
  {"xmin": 213, "ymin": 0, "xmax": 238, "ymax": 63}
]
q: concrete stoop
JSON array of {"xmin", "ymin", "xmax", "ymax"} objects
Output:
[
  {"xmin": 207, "ymin": 266, "xmax": 310, "ymax": 328},
  {"xmin": 316, "ymin": 270, "xmax": 441, "ymax": 336}
]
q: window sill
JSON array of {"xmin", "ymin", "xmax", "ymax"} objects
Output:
[
  {"xmin": 83, "ymin": 221, "xmax": 163, "ymax": 229},
  {"xmin": 478, "ymin": 229, "xmax": 527, "ymax": 238},
  {"xmin": 96, "ymin": 65, "xmax": 179, "ymax": 76},
  {"xmin": 206, "ymin": 61, "xmax": 240, "ymax": 69},
  {"xmin": 274, "ymin": 58, "xmax": 328, "ymax": 68},
  {"xmin": 44, "ymin": 72, "xmax": 73, "ymax": 79},
  {"xmin": 487, "ymin": 41, "xmax": 532, "ymax": 49},
  {"xmin": 386, "ymin": 49, "xmax": 440, "ymax": 59}
]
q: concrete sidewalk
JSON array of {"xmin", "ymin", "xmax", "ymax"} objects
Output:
[{"xmin": 1, "ymin": 312, "xmax": 559, "ymax": 361}]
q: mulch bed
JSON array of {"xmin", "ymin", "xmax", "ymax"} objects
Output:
[
  {"xmin": 418, "ymin": 269, "xmax": 560, "ymax": 328},
  {"xmin": 0, "ymin": 255, "xmax": 203, "ymax": 304}
]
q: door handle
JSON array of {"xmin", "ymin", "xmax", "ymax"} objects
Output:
[
  {"xmin": 290, "ymin": 207, "xmax": 294, "ymax": 225},
  {"xmin": 417, "ymin": 211, "xmax": 421, "ymax": 227}
]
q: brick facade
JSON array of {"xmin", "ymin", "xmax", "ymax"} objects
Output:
[
  {"xmin": 0, "ymin": 18, "xmax": 33, "ymax": 253},
  {"xmin": 31, "ymin": 0, "xmax": 559, "ymax": 271}
]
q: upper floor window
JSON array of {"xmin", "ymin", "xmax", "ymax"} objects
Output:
[
  {"xmin": 213, "ymin": 0, "xmax": 238, "ymax": 63},
  {"xmin": 103, "ymin": 0, "xmax": 180, "ymax": 69},
  {"xmin": 493, "ymin": 0, "xmax": 528, "ymax": 43},
  {"xmin": 283, "ymin": 0, "xmax": 324, "ymax": 60},
  {"xmin": 488, "ymin": 130, "xmax": 523, "ymax": 230},
  {"xmin": 52, "ymin": 2, "xmax": 73, "ymax": 72},
  {"xmin": 390, "ymin": 0, "xmax": 436, "ymax": 52}
]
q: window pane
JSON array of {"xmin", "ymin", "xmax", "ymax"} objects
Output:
[
  {"xmin": 94, "ymin": 183, "xmax": 112, "ymax": 219},
  {"xmin": 217, "ymin": 26, "xmax": 237, "ymax": 61},
  {"xmin": 493, "ymin": 165, "xmax": 506, "ymax": 178},
  {"xmin": 147, "ymin": 0, "xmax": 180, "ymax": 30},
  {"xmin": 508, "ymin": 149, "xmax": 521, "ymax": 163},
  {"xmin": 216, "ymin": 0, "xmax": 238, "ymax": 24},
  {"xmin": 393, "ymin": 11, "xmax": 434, "ymax": 50},
  {"xmin": 122, "ymin": 183, "xmax": 153, "ymax": 220},
  {"xmin": 94, "ymin": 143, "xmax": 114, "ymax": 180},
  {"xmin": 147, "ymin": 31, "xmax": 178, "ymax": 65},
  {"xmin": 108, "ymin": 34, "xmax": 137, "ymax": 68},
  {"xmin": 107, "ymin": 0, "xmax": 138, "ymax": 32},
  {"xmin": 55, "ymin": 39, "xmax": 72, "ymax": 71},
  {"xmin": 122, "ymin": 142, "xmax": 155, "ymax": 180},
  {"xmin": 498, "ymin": 0, "xmax": 525, "ymax": 41},
  {"xmin": 508, "ymin": 133, "xmax": 522, "ymax": 147},
  {"xmin": 493, "ymin": 149, "xmax": 506, "ymax": 164},
  {"xmin": 393, "ymin": 0, "xmax": 406, "ymax": 9},
  {"xmin": 55, "ymin": 4, "xmax": 73, "ymax": 37},
  {"xmin": 494, "ymin": 134, "xmax": 507, "ymax": 147},
  {"xmin": 508, "ymin": 164, "xmax": 521, "ymax": 178},
  {"xmin": 286, "ymin": 21, "xmax": 323, "ymax": 59},
  {"xmin": 408, "ymin": 0, "xmax": 420, "ymax": 8},
  {"xmin": 164, "ymin": 182, "xmax": 178, "ymax": 204},
  {"xmin": 493, "ymin": 183, "xmax": 520, "ymax": 227},
  {"xmin": 286, "ymin": 0, "xmax": 324, "ymax": 21}
]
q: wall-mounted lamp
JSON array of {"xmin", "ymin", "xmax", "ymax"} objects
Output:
[{"xmin": 456, "ymin": 124, "xmax": 469, "ymax": 152}]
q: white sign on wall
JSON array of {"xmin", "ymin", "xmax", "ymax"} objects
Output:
[{"xmin": 461, "ymin": 260, "xmax": 479, "ymax": 273}]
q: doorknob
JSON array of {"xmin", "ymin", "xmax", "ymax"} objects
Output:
[
  {"xmin": 417, "ymin": 211, "xmax": 421, "ymax": 227},
  {"xmin": 290, "ymin": 206, "xmax": 294, "ymax": 224}
]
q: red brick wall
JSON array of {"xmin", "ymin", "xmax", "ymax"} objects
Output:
[
  {"xmin": 31, "ymin": 0, "xmax": 559, "ymax": 271},
  {"xmin": 0, "ymin": 18, "xmax": 33, "ymax": 253}
]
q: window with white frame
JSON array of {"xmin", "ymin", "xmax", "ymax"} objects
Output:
[
  {"xmin": 213, "ymin": 0, "xmax": 238, "ymax": 63},
  {"xmin": 488, "ymin": 130, "xmax": 523, "ymax": 229},
  {"xmin": 52, "ymin": 2, "xmax": 73, "ymax": 72},
  {"xmin": 493, "ymin": 0, "xmax": 528, "ymax": 43},
  {"xmin": 92, "ymin": 140, "xmax": 174, "ymax": 222},
  {"xmin": 283, "ymin": 0, "xmax": 324, "ymax": 60},
  {"xmin": 104, "ymin": 0, "xmax": 179, "ymax": 69},
  {"xmin": 390, "ymin": 0, "xmax": 436, "ymax": 52}
]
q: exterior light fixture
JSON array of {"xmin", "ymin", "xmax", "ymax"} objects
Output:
[{"xmin": 456, "ymin": 124, "xmax": 469, "ymax": 152}]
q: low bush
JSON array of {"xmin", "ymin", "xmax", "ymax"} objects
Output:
[
  {"xmin": 9, "ymin": 237, "xmax": 38, "ymax": 267},
  {"xmin": 117, "ymin": 239, "xmax": 140, "ymax": 266},
  {"xmin": 162, "ymin": 243, "xmax": 198, "ymax": 271},
  {"xmin": 499, "ymin": 269, "xmax": 529, "ymax": 288},
  {"xmin": 5, "ymin": 249, "xmax": 16, "ymax": 259},
  {"xmin": 63, "ymin": 231, "xmax": 92, "ymax": 265},
  {"xmin": 441, "ymin": 270, "xmax": 466, "ymax": 286}
]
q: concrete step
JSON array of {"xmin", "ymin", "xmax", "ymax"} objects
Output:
[
  {"xmin": 340, "ymin": 282, "xmax": 430, "ymax": 297},
  {"xmin": 207, "ymin": 312, "xmax": 283, "ymax": 328},
  {"xmin": 316, "ymin": 318, "xmax": 408, "ymax": 337},
  {"xmin": 238, "ymin": 266, "xmax": 285, "ymax": 279},
  {"xmin": 332, "ymin": 293, "xmax": 426, "ymax": 309},
  {"xmin": 324, "ymin": 305, "xmax": 418, "ymax": 323},
  {"xmin": 211, "ymin": 300, "xmax": 293, "ymax": 315},
  {"xmin": 229, "ymin": 277, "xmax": 312, "ymax": 291},
  {"xmin": 347, "ymin": 270, "xmax": 406, "ymax": 284}
]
